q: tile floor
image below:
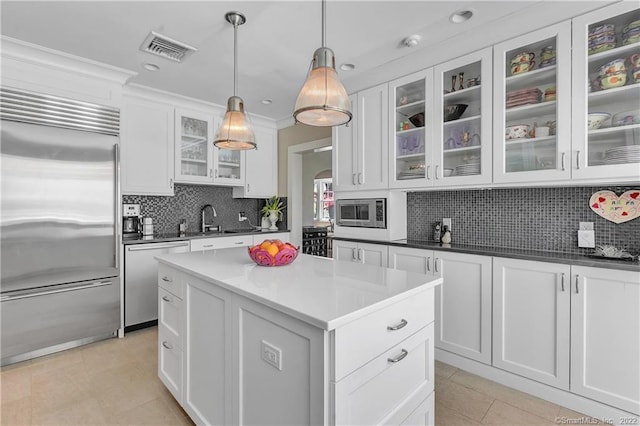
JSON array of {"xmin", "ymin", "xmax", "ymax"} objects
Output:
[{"xmin": 1, "ymin": 327, "xmax": 600, "ymax": 425}]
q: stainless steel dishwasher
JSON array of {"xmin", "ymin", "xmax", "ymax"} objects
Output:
[{"xmin": 124, "ymin": 241, "xmax": 189, "ymax": 331}]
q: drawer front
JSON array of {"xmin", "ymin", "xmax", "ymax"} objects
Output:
[
  {"xmin": 159, "ymin": 287, "xmax": 182, "ymax": 340},
  {"xmin": 333, "ymin": 324, "xmax": 434, "ymax": 426},
  {"xmin": 190, "ymin": 235, "xmax": 253, "ymax": 251},
  {"xmin": 158, "ymin": 264, "xmax": 184, "ymax": 299},
  {"xmin": 158, "ymin": 327, "xmax": 182, "ymax": 403},
  {"xmin": 399, "ymin": 392, "xmax": 434, "ymax": 426},
  {"xmin": 333, "ymin": 288, "xmax": 434, "ymax": 381}
]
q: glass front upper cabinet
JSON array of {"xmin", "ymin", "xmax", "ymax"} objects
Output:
[
  {"xmin": 212, "ymin": 116, "xmax": 244, "ymax": 186},
  {"xmin": 493, "ymin": 21, "xmax": 572, "ymax": 184},
  {"xmin": 434, "ymin": 47, "xmax": 493, "ymax": 186},
  {"xmin": 175, "ymin": 109, "xmax": 213, "ymax": 184},
  {"xmin": 388, "ymin": 69, "xmax": 432, "ymax": 189},
  {"xmin": 572, "ymin": 3, "xmax": 640, "ymax": 181}
]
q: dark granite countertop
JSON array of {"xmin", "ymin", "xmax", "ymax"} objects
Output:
[
  {"xmin": 331, "ymin": 236, "xmax": 640, "ymax": 272},
  {"xmin": 123, "ymin": 229, "xmax": 290, "ymax": 245}
]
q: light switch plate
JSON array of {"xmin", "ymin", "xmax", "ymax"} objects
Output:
[
  {"xmin": 261, "ymin": 340, "xmax": 282, "ymax": 371},
  {"xmin": 578, "ymin": 230, "xmax": 595, "ymax": 248},
  {"xmin": 443, "ymin": 218, "xmax": 452, "ymax": 230},
  {"xmin": 579, "ymin": 222, "xmax": 594, "ymax": 231}
]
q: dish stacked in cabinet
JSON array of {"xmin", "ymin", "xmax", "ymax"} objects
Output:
[{"xmin": 394, "ymin": 79, "xmax": 427, "ymax": 182}]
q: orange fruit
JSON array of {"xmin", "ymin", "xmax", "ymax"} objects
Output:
[
  {"xmin": 260, "ymin": 241, "xmax": 271, "ymax": 249},
  {"xmin": 266, "ymin": 244, "xmax": 279, "ymax": 257}
]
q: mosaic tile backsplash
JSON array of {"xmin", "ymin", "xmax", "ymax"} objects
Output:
[
  {"xmin": 123, "ymin": 184, "xmax": 262, "ymax": 234},
  {"xmin": 407, "ymin": 186, "xmax": 640, "ymax": 255}
]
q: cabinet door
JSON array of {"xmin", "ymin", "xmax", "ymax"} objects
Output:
[
  {"xmin": 212, "ymin": 116, "xmax": 245, "ymax": 186},
  {"xmin": 333, "ymin": 94, "xmax": 358, "ymax": 191},
  {"xmin": 174, "ymin": 108, "xmax": 213, "ymax": 184},
  {"xmin": 434, "ymin": 47, "xmax": 493, "ymax": 187},
  {"xmin": 493, "ymin": 21, "xmax": 572, "ymax": 183},
  {"xmin": 493, "ymin": 258, "xmax": 570, "ymax": 389},
  {"xmin": 388, "ymin": 246, "xmax": 435, "ymax": 276},
  {"xmin": 358, "ymin": 242, "xmax": 388, "ymax": 267},
  {"xmin": 389, "ymin": 69, "xmax": 432, "ymax": 189},
  {"xmin": 571, "ymin": 266, "xmax": 640, "ymax": 415},
  {"xmin": 434, "ymin": 251, "xmax": 492, "ymax": 364},
  {"xmin": 332, "ymin": 240, "xmax": 358, "ymax": 262},
  {"xmin": 237, "ymin": 124, "xmax": 277, "ymax": 197},
  {"xmin": 158, "ymin": 326, "xmax": 182, "ymax": 404},
  {"xmin": 121, "ymin": 97, "xmax": 174, "ymax": 195},
  {"xmin": 183, "ymin": 276, "xmax": 233, "ymax": 426},
  {"xmin": 357, "ymin": 84, "xmax": 389, "ymax": 190},
  {"xmin": 571, "ymin": 4, "xmax": 640, "ymax": 181}
]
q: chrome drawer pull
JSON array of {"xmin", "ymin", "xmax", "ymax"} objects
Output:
[
  {"xmin": 162, "ymin": 341, "xmax": 173, "ymax": 350},
  {"xmin": 561, "ymin": 273, "xmax": 565, "ymax": 292},
  {"xmin": 388, "ymin": 349, "xmax": 408, "ymax": 363},
  {"xmin": 162, "ymin": 295, "xmax": 172, "ymax": 302},
  {"xmin": 161, "ymin": 276, "xmax": 173, "ymax": 283},
  {"xmin": 387, "ymin": 319, "xmax": 408, "ymax": 331},
  {"xmin": 234, "ymin": 241, "xmax": 244, "ymax": 245}
]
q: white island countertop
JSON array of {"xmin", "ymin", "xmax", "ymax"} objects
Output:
[{"xmin": 156, "ymin": 247, "xmax": 441, "ymax": 330}]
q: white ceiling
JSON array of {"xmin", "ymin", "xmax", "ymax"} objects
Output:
[{"xmin": 0, "ymin": 1, "xmax": 614, "ymax": 124}]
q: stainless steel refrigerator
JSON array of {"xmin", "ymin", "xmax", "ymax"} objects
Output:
[{"xmin": 0, "ymin": 87, "xmax": 121, "ymax": 365}]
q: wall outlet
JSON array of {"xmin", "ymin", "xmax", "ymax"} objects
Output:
[
  {"xmin": 579, "ymin": 221, "xmax": 594, "ymax": 231},
  {"xmin": 260, "ymin": 340, "xmax": 282, "ymax": 371},
  {"xmin": 443, "ymin": 218, "xmax": 452, "ymax": 231},
  {"xmin": 238, "ymin": 211, "xmax": 247, "ymax": 221},
  {"xmin": 578, "ymin": 230, "xmax": 595, "ymax": 248}
]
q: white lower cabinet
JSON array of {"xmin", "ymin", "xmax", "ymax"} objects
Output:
[
  {"xmin": 190, "ymin": 235, "xmax": 254, "ymax": 251},
  {"xmin": 254, "ymin": 232, "xmax": 290, "ymax": 244},
  {"xmin": 492, "ymin": 257, "xmax": 571, "ymax": 389},
  {"xmin": 570, "ymin": 266, "xmax": 640, "ymax": 415},
  {"xmin": 333, "ymin": 240, "xmax": 389, "ymax": 267},
  {"xmin": 157, "ymin": 275, "xmax": 184, "ymax": 404}
]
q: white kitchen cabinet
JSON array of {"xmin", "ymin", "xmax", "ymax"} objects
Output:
[
  {"xmin": 233, "ymin": 124, "xmax": 277, "ymax": 198},
  {"xmin": 493, "ymin": 21, "xmax": 572, "ymax": 184},
  {"xmin": 174, "ymin": 108, "xmax": 214, "ymax": 184},
  {"xmin": 388, "ymin": 247, "xmax": 492, "ymax": 365},
  {"xmin": 333, "ymin": 84, "xmax": 388, "ymax": 191},
  {"xmin": 434, "ymin": 47, "xmax": 493, "ymax": 186},
  {"xmin": 190, "ymin": 235, "xmax": 254, "ymax": 251},
  {"xmin": 253, "ymin": 232, "xmax": 290, "ymax": 245},
  {"xmin": 333, "ymin": 240, "xmax": 388, "ymax": 267},
  {"xmin": 121, "ymin": 95, "xmax": 174, "ymax": 195},
  {"xmin": 158, "ymin": 286, "xmax": 183, "ymax": 404},
  {"xmin": 492, "ymin": 257, "xmax": 571, "ymax": 389},
  {"xmin": 571, "ymin": 266, "xmax": 640, "ymax": 415},
  {"xmin": 571, "ymin": 3, "xmax": 640, "ymax": 182}
]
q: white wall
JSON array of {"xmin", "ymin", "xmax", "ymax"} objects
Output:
[{"xmin": 301, "ymin": 150, "xmax": 332, "ymax": 226}]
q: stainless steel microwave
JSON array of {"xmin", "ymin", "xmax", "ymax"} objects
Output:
[{"xmin": 336, "ymin": 198, "xmax": 386, "ymax": 228}]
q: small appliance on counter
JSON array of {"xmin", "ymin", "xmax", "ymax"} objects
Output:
[
  {"xmin": 123, "ymin": 203, "xmax": 142, "ymax": 239},
  {"xmin": 142, "ymin": 217, "xmax": 153, "ymax": 236}
]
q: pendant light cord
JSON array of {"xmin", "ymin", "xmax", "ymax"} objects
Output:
[
  {"xmin": 321, "ymin": 0, "xmax": 326, "ymax": 47},
  {"xmin": 233, "ymin": 21, "xmax": 238, "ymax": 97}
]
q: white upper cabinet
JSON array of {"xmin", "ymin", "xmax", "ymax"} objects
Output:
[
  {"xmin": 571, "ymin": 3, "xmax": 640, "ymax": 182},
  {"xmin": 121, "ymin": 95, "xmax": 175, "ymax": 195},
  {"xmin": 388, "ymin": 69, "xmax": 433, "ymax": 189},
  {"xmin": 493, "ymin": 21, "xmax": 572, "ymax": 184},
  {"xmin": 434, "ymin": 47, "xmax": 493, "ymax": 187},
  {"xmin": 333, "ymin": 84, "xmax": 388, "ymax": 191},
  {"xmin": 174, "ymin": 108, "xmax": 214, "ymax": 184},
  {"xmin": 233, "ymin": 124, "xmax": 277, "ymax": 198},
  {"xmin": 211, "ymin": 115, "xmax": 245, "ymax": 187}
]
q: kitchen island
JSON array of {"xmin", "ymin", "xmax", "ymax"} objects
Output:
[{"xmin": 155, "ymin": 247, "xmax": 442, "ymax": 426}]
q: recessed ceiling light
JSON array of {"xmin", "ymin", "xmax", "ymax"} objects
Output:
[
  {"xmin": 450, "ymin": 10, "xmax": 473, "ymax": 24},
  {"xmin": 261, "ymin": 99, "xmax": 273, "ymax": 105},
  {"xmin": 142, "ymin": 63, "xmax": 160, "ymax": 71},
  {"xmin": 402, "ymin": 35, "xmax": 422, "ymax": 48},
  {"xmin": 340, "ymin": 63, "xmax": 355, "ymax": 71}
]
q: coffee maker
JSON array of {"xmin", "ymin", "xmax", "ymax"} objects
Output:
[{"xmin": 123, "ymin": 203, "xmax": 142, "ymax": 238}]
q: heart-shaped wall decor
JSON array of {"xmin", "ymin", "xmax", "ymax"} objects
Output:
[{"xmin": 589, "ymin": 190, "xmax": 640, "ymax": 224}]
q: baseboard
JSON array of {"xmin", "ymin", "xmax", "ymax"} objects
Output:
[{"xmin": 124, "ymin": 319, "xmax": 158, "ymax": 334}]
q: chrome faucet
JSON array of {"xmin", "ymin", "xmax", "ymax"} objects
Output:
[{"xmin": 201, "ymin": 204, "xmax": 219, "ymax": 232}]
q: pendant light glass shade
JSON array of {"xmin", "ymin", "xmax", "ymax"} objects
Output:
[
  {"xmin": 214, "ymin": 11, "xmax": 256, "ymax": 150},
  {"xmin": 294, "ymin": 47, "xmax": 352, "ymax": 127},
  {"xmin": 293, "ymin": 0, "xmax": 352, "ymax": 127}
]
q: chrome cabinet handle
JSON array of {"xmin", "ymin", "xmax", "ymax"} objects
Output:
[
  {"xmin": 358, "ymin": 172, "xmax": 363, "ymax": 184},
  {"xmin": 234, "ymin": 241, "xmax": 244, "ymax": 245},
  {"xmin": 209, "ymin": 168, "xmax": 213, "ymax": 177},
  {"xmin": 247, "ymin": 183, "xmax": 251, "ymax": 192},
  {"xmin": 358, "ymin": 248, "xmax": 363, "ymax": 262},
  {"xmin": 388, "ymin": 349, "xmax": 408, "ymax": 363},
  {"xmin": 576, "ymin": 150, "xmax": 581, "ymax": 170},
  {"xmin": 351, "ymin": 247, "xmax": 356, "ymax": 261},
  {"xmin": 426, "ymin": 257, "xmax": 431, "ymax": 272},
  {"xmin": 575, "ymin": 275, "xmax": 579, "ymax": 294},
  {"xmin": 161, "ymin": 276, "xmax": 173, "ymax": 283},
  {"xmin": 561, "ymin": 152, "xmax": 566, "ymax": 171},
  {"xmin": 434, "ymin": 258, "xmax": 440, "ymax": 273},
  {"xmin": 202, "ymin": 244, "xmax": 214, "ymax": 248},
  {"xmin": 169, "ymin": 178, "xmax": 173, "ymax": 189},
  {"xmin": 352, "ymin": 173, "xmax": 357, "ymax": 185},
  {"xmin": 426, "ymin": 165, "xmax": 431, "ymax": 180},
  {"xmin": 561, "ymin": 273, "xmax": 565, "ymax": 292},
  {"xmin": 214, "ymin": 168, "xmax": 218, "ymax": 178},
  {"xmin": 387, "ymin": 319, "xmax": 408, "ymax": 331},
  {"xmin": 435, "ymin": 165, "xmax": 440, "ymax": 179},
  {"xmin": 162, "ymin": 295, "xmax": 172, "ymax": 302},
  {"xmin": 162, "ymin": 341, "xmax": 173, "ymax": 350}
]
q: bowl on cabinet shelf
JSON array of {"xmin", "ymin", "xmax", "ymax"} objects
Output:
[
  {"xmin": 444, "ymin": 104, "xmax": 468, "ymax": 122},
  {"xmin": 408, "ymin": 112, "xmax": 425, "ymax": 127},
  {"xmin": 612, "ymin": 109, "xmax": 640, "ymax": 127},
  {"xmin": 587, "ymin": 112, "xmax": 611, "ymax": 129},
  {"xmin": 443, "ymin": 168, "xmax": 454, "ymax": 177},
  {"xmin": 599, "ymin": 72, "xmax": 627, "ymax": 90},
  {"xmin": 505, "ymin": 124, "xmax": 530, "ymax": 140}
]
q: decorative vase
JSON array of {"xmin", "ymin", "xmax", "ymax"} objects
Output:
[{"xmin": 268, "ymin": 211, "xmax": 279, "ymax": 230}]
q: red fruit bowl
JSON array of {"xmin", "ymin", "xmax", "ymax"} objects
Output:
[{"xmin": 248, "ymin": 243, "xmax": 299, "ymax": 267}]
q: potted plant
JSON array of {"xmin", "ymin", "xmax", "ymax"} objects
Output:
[{"xmin": 261, "ymin": 196, "xmax": 284, "ymax": 230}]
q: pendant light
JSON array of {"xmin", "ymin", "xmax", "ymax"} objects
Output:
[
  {"xmin": 214, "ymin": 11, "xmax": 256, "ymax": 150},
  {"xmin": 293, "ymin": 0, "xmax": 352, "ymax": 127}
]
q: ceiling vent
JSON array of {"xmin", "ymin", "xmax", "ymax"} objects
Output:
[{"xmin": 140, "ymin": 31, "xmax": 197, "ymax": 63}]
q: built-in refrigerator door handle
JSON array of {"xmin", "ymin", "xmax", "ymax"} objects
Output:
[
  {"xmin": 0, "ymin": 280, "xmax": 113, "ymax": 302},
  {"xmin": 114, "ymin": 143, "xmax": 120, "ymax": 270}
]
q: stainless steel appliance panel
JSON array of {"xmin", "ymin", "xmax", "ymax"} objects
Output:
[
  {"xmin": 336, "ymin": 198, "xmax": 387, "ymax": 229},
  {"xmin": 0, "ymin": 278, "xmax": 119, "ymax": 365},
  {"xmin": 125, "ymin": 241, "xmax": 190, "ymax": 328},
  {"xmin": 1, "ymin": 120, "xmax": 118, "ymax": 293}
]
